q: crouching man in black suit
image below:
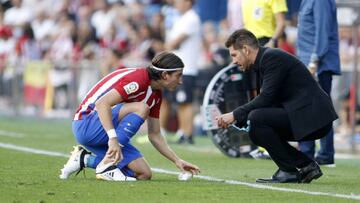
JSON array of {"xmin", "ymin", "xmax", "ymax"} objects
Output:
[{"xmin": 217, "ymin": 29, "xmax": 338, "ymax": 183}]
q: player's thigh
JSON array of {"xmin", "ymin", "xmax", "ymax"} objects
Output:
[
  {"xmin": 127, "ymin": 157, "xmax": 152, "ymax": 179},
  {"xmin": 118, "ymin": 102, "xmax": 150, "ymax": 120}
]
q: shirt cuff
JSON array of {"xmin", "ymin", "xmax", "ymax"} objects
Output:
[
  {"xmin": 233, "ymin": 106, "xmax": 249, "ymax": 124},
  {"xmin": 310, "ymin": 53, "xmax": 319, "ymax": 63}
]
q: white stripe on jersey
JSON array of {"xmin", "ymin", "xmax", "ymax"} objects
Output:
[
  {"xmin": 128, "ymin": 91, "xmax": 146, "ymax": 100},
  {"xmin": 142, "ymin": 87, "xmax": 156, "ymax": 108},
  {"xmin": 142, "ymin": 86, "xmax": 152, "ymax": 103},
  {"xmin": 74, "ymin": 69, "xmax": 136, "ymax": 120}
]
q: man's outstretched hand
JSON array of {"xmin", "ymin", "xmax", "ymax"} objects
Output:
[
  {"xmin": 175, "ymin": 159, "xmax": 201, "ymax": 175},
  {"xmin": 216, "ymin": 112, "xmax": 235, "ymax": 129}
]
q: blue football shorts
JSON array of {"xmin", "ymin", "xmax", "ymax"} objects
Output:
[{"xmin": 72, "ymin": 104, "xmax": 143, "ymax": 177}]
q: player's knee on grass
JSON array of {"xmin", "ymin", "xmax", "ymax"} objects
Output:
[
  {"xmin": 128, "ymin": 158, "xmax": 152, "ymax": 180},
  {"xmin": 136, "ymin": 169, "xmax": 152, "ymax": 180}
]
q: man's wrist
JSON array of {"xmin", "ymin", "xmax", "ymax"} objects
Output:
[
  {"xmin": 107, "ymin": 130, "xmax": 124, "ymax": 147},
  {"xmin": 270, "ymin": 37, "xmax": 278, "ymax": 46},
  {"xmin": 107, "ymin": 129, "xmax": 117, "ymax": 139},
  {"xmin": 310, "ymin": 53, "xmax": 319, "ymax": 63},
  {"xmin": 308, "ymin": 61, "xmax": 318, "ymax": 69},
  {"xmin": 174, "ymin": 158, "xmax": 182, "ymax": 165}
]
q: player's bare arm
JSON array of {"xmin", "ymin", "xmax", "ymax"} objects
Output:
[
  {"xmin": 95, "ymin": 89, "xmax": 124, "ymax": 165},
  {"xmin": 147, "ymin": 117, "xmax": 200, "ymax": 175},
  {"xmin": 165, "ymin": 33, "xmax": 188, "ymax": 50}
]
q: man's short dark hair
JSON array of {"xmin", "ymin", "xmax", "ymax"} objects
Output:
[
  {"xmin": 147, "ymin": 51, "xmax": 184, "ymax": 80},
  {"xmin": 225, "ymin": 29, "xmax": 260, "ymax": 50}
]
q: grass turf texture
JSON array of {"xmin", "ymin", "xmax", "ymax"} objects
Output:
[{"xmin": 0, "ymin": 117, "xmax": 359, "ymax": 203}]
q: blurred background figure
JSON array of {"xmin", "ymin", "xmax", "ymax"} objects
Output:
[
  {"xmin": 195, "ymin": 0, "xmax": 227, "ymax": 29},
  {"xmin": 297, "ymin": 0, "xmax": 341, "ymax": 167},
  {"xmin": 241, "ymin": 0, "xmax": 287, "ymax": 48},
  {"xmin": 227, "ymin": 0, "xmax": 243, "ymax": 32},
  {"xmin": 277, "ymin": 32, "xmax": 295, "ymax": 55},
  {"xmin": 163, "ymin": 0, "xmax": 201, "ymax": 144}
]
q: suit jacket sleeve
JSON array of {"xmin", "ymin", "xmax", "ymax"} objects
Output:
[{"xmin": 233, "ymin": 52, "xmax": 288, "ymax": 121}]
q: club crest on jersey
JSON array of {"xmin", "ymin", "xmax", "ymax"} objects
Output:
[{"xmin": 123, "ymin": 82, "xmax": 139, "ymax": 94}]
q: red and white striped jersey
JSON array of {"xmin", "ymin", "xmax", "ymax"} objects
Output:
[{"xmin": 73, "ymin": 68, "xmax": 162, "ymax": 120}]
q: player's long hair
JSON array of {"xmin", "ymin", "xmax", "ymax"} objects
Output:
[{"xmin": 147, "ymin": 51, "xmax": 184, "ymax": 80}]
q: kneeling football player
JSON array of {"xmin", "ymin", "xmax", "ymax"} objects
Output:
[{"xmin": 60, "ymin": 51, "xmax": 200, "ymax": 181}]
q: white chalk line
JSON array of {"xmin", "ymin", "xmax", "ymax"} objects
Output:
[
  {"xmin": 0, "ymin": 130, "xmax": 25, "ymax": 138},
  {"xmin": 0, "ymin": 142, "xmax": 359, "ymax": 201},
  {"xmin": 2, "ymin": 129, "xmax": 359, "ymax": 159}
]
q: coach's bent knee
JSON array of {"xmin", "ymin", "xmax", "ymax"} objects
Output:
[
  {"xmin": 247, "ymin": 110, "xmax": 263, "ymax": 146},
  {"xmin": 247, "ymin": 109, "xmax": 263, "ymax": 124}
]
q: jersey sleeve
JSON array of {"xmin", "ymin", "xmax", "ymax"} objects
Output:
[
  {"xmin": 113, "ymin": 70, "xmax": 147, "ymax": 101},
  {"xmin": 271, "ymin": 0, "xmax": 288, "ymax": 14}
]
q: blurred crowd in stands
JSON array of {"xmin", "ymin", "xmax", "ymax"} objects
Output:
[{"xmin": 0, "ymin": 0, "xmax": 359, "ymax": 145}]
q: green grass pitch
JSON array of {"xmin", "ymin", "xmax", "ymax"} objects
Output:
[{"xmin": 0, "ymin": 117, "xmax": 360, "ymax": 203}]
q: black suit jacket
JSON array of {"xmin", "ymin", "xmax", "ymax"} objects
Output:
[{"xmin": 233, "ymin": 47, "xmax": 338, "ymax": 140}]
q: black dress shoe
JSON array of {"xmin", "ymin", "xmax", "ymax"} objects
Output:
[
  {"xmin": 299, "ymin": 162, "xmax": 323, "ymax": 183},
  {"xmin": 256, "ymin": 169, "xmax": 300, "ymax": 183}
]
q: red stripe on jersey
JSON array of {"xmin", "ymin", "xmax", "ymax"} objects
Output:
[{"xmin": 74, "ymin": 69, "xmax": 135, "ymax": 120}]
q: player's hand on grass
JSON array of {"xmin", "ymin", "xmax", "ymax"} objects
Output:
[
  {"xmin": 216, "ymin": 112, "xmax": 235, "ymax": 129},
  {"xmin": 175, "ymin": 159, "xmax": 201, "ymax": 175},
  {"xmin": 106, "ymin": 138, "xmax": 123, "ymax": 164}
]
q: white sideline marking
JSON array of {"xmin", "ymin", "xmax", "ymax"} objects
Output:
[
  {"xmin": 0, "ymin": 130, "xmax": 24, "ymax": 138},
  {"xmin": 0, "ymin": 142, "xmax": 360, "ymax": 201}
]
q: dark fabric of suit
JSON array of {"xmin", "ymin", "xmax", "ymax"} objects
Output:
[{"xmin": 233, "ymin": 47, "xmax": 338, "ymax": 140}]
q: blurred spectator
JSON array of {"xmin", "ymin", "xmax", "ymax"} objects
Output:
[
  {"xmin": 1, "ymin": 0, "xmax": 12, "ymax": 11},
  {"xmin": 0, "ymin": 24, "xmax": 16, "ymax": 100},
  {"xmin": 195, "ymin": 0, "xmax": 227, "ymax": 25},
  {"xmin": 72, "ymin": 21, "xmax": 96, "ymax": 62},
  {"xmin": 150, "ymin": 12, "xmax": 165, "ymax": 40},
  {"xmin": 161, "ymin": 0, "xmax": 179, "ymax": 41},
  {"xmin": 164, "ymin": 0, "xmax": 201, "ymax": 144},
  {"xmin": 278, "ymin": 32, "xmax": 295, "ymax": 55},
  {"xmin": 102, "ymin": 39, "xmax": 129, "ymax": 74},
  {"xmin": 4, "ymin": 0, "xmax": 32, "ymax": 28},
  {"xmin": 31, "ymin": 9, "xmax": 55, "ymax": 41},
  {"xmin": 76, "ymin": 43, "xmax": 100, "ymax": 102},
  {"xmin": 147, "ymin": 35, "xmax": 165, "ymax": 59},
  {"xmin": 19, "ymin": 23, "xmax": 43, "ymax": 60},
  {"xmin": 242, "ymin": 0, "xmax": 287, "ymax": 48},
  {"xmin": 49, "ymin": 15, "xmax": 74, "ymax": 62},
  {"xmin": 297, "ymin": 0, "xmax": 341, "ymax": 167},
  {"xmin": 199, "ymin": 22, "xmax": 218, "ymax": 68},
  {"xmin": 90, "ymin": 0, "xmax": 115, "ymax": 39},
  {"xmin": 227, "ymin": 0, "xmax": 243, "ymax": 32},
  {"xmin": 285, "ymin": 0, "xmax": 301, "ymax": 23}
]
